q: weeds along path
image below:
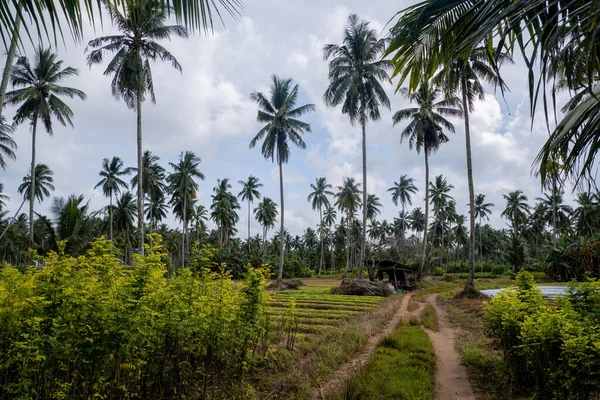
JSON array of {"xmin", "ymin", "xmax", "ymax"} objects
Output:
[
  {"xmin": 424, "ymin": 295, "xmax": 476, "ymax": 400},
  {"xmin": 313, "ymin": 293, "xmax": 422, "ymax": 400}
]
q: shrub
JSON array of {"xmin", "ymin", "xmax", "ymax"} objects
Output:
[
  {"xmin": 491, "ymin": 265, "xmax": 507, "ymax": 276},
  {"xmin": 484, "ymin": 272, "xmax": 600, "ymax": 399},
  {"xmin": 432, "ymin": 267, "xmax": 444, "ymax": 276},
  {"xmin": 0, "ymin": 235, "xmax": 270, "ymax": 399}
]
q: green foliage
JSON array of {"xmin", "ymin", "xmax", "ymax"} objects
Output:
[
  {"xmin": 339, "ymin": 325, "xmax": 435, "ymax": 400},
  {"xmin": 419, "ymin": 304, "xmax": 438, "ymax": 332},
  {"xmin": 0, "ymin": 235, "xmax": 270, "ymax": 399},
  {"xmin": 484, "ymin": 271, "xmax": 600, "ymax": 399}
]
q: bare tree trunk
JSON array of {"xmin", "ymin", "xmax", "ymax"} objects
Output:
[
  {"xmin": 29, "ymin": 118, "xmax": 37, "ymax": 248},
  {"xmin": 462, "ymin": 77, "xmax": 476, "ymax": 292},
  {"xmin": 136, "ymin": 90, "xmax": 144, "ymax": 255},
  {"xmin": 318, "ymin": 207, "xmax": 323, "ymax": 275},
  {"xmin": 0, "ymin": 9, "xmax": 21, "ymax": 117},
  {"xmin": 109, "ymin": 193, "xmax": 113, "ymax": 241},
  {"xmin": 359, "ymin": 120, "xmax": 367, "ymax": 278},
  {"xmin": 420, "ymin": 149, "xmax": 430, "ymax": 276},
  {"xmin": 248, "ymin": 200, "xmax": 251, "ymax": 253},
  {"xmin": 479, "ymin": 215, "xmax": 482, "ymax": 262},
  {"xmin": 330, "ymin": 236, "xmax": 335, "ymax": 272},
  {"xmin": 277, "ymin": 161, "xmax": 285, "ymax": 282},
  {"xmin": 181, "ymin": 196, "xmax": 186, "ymax": 268},
  {"xmin": 552, "ymin": 182, "xmax": 558, "ymax": 245}
]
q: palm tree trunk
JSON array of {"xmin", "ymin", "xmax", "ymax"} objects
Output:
[
  {"xmin": 0, "ymin": 198, "xmax": 26, "ymax": 241},
  {"xmin": 277, "ymin": 160, "xmax": 285, "ymax": 282},
  {"xmin": 318, "ymin": 207, "xmax": 323, "ymax": 275},
  {"xmin": 360, "ymin": 120, "xmax": 367, "ymax": 278},
  {"xmin": 109, "ymin": 193, "xmax": 113, "ymax": 241},
  {"xmin": 136, "ymin": 90, "xmax": 144, "ymax": 256},
  {"xmin": 462, "ymin": 77, "xmax": 476, "ymax": 292},
  {"xmin": 181, "ymin": 196, "xmax": 186, "ymax": 269},
  {"xmin": 344, "ymin": 216, "xmax": 351, "ymax": 276},
  {"xmin": 248, "ymin": 200, "xmax": 251, "ymax": 253},
  {"xmin": 552, "ymin": 183, "xmax": 558, "ymax": 245},
  {"xmin": 29, "ymin": 118, "xmax": 37, "ymax": 248},
  {"xmin": 0, "ymin": 9, "xmax": 21, "ymax": 117},
  {"xmin": 421, "ymin": 149, "xmax": 429, "ymax": 277},
  {"xmin": 330, "ymin": 236, "xmax": 335, "ymax": 272},
  {"xmin": 479, "ymin": 216, "xmax": 483, "ymax": 262}
]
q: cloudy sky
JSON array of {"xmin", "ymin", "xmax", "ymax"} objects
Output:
[{"xmin": 0, "ymin": 0, "xmax": 575, "ymax": 237}]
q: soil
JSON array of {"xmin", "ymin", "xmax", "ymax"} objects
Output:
[
  {"xmin": 425, "ymin": 295, "xmax": 476, "ymax": 400},
  {"xmin": 312, "ymin": 293, "xmax": 477, "ymax": 400}
]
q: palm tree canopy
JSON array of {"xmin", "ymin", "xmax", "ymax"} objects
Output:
[
  {"xmin": 409, "ymin": 207, "xmax": 426, "ymax": 232},
  {"xmin": 94, "ymin": 157, "xmax": 131, "ymax": 198},
  {"xmin": 166, "ymin": 151, "xmax": 205, "ymax": 221},
  {"xmin": 308, "ymin": 177, "xmax": 333, "ymax": 211},
  {"xmin": 387, "ymin": 175, "xmax": 417, "ymax": 208},
  {"xmin": 334, "ymin": 177, "xmax": 362, "ymax": 216},
  {"xmin": 254, "ymin": 197, "xmax": 278, "ymax": 231},
  {"xmin": 113, "ymin": 191, "xmax": 137, "ymax": 233},
  {"xmin": 238, "ymin": 175, "xmax": 263, "ymax": 203},
  {"xmin": 322, "ymin": 14, "xmax": 391, "ymax": 125},
  {"xmin": 429, "ymin": 175, "xmax": 454, "ymax": 212},
  {"xmin": 393, "ymin": 80, "xmax": 460, "ymax": 155},
  {"xmin": 366, "ymin": 194, "xmax": 382, "ymax": 221},
  {"xmin": 323, "ymin": 205, "xmax": 337, "ymax": 227},
  {"xmin": 131, "ymin": 150, "xmax": 166, "ymax": 197},
  {"xmin": 86, "ymin": 0, "xmax": 188, "ymax": 109},
  {"xmin": 474, "ymin": 193, "xmax": 494, "ymax": 221},
  {"xmin": 501, "ymin": 190, "xmax": 530, "ymax": 230},
  {"xmin": 1, "ymin": 0, "xmax": 242, "ymax": 49},
  {"xmin": 0, "ymin": 116, "xmax": 16, "ymax": 170},
  {"xmin": 18, "ymin": 163, "xmax": 55, "ymax": 203},
  {"xmin": 6, "ymin": 47, "xmax": 87, "ymax": 132},
  {"xmin": 249, "ymin": 75, "xmax": 314, "ymax": 164}
]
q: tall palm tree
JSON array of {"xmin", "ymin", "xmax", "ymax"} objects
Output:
[
  {"xmin": 435, "ymin": 46, "xmax": 511, "ymax": 291},
  {"xmin": 388, "ymin": 175, "xmax": 417, "ymax": 214},
  {"xmin": 144, "ymin": 190, "xmax": 168, "ymax": 233},
  {"xmin": 86, "ymin": 0, "xmax": 188, "ymax": 255},
  {"xmin": 536, "ymin": 190, "xmax": 573, "ymax": 240},
  {"xmin": 44, "ymin": 194, "xmax": 92, "ymax": 255},
  {"xmin": 308, "ymin": 177, "xmax": 333, "ymax": 275},
  {"xmin": 409, "ymin": 207, "xmax": 426, "ymax": 238},
  {"xmin": 473, "ymin": 193, "xmax": 494, "ymax": 261},
  {"xmin": 574, "ymin": 192, "xmax": 598, "ymax": 237},
  {"xmin": 0, "ymin": 184, "xmax": 8, "ymax": 209},
  {"xmin": 166, "ymin": 151, "xmax": 205, "ymax": 267},
  {"xmin": 323, "ymin": 205, "xmax": 337, "ymax": 272},
  {"xmin": 254, "ymin": 197, "xmax": 278, "ymax": 245},
  {"xmin": 393, "ymin": 80, "xmax": 460, "ymax": 275},
  {"xmin": 0, "ymin": 116, "xmax": 16, "ymax": 170},
  {"xmin": 250, "ymin": 75, "xmax": 314, "ymax": 282},
  {"xmin": 238, "ymin": 175, "xmax": 263, "ymax": 251},
  {"xmin": 6, "ymin": 47, "xmax": 86, "ymax": 247},
  {"xmin": 429, "ymin": 175, "xmax": 455, "ymax": 268},
  {"xmin": 211, "ymin": 178, "xmax": 240, "ymax": 248},
  {"xmin": 501, "ymin": 190, "xmax": 529, "ymax": 236},
  {"xmin": 94, "ymin": 157, "xmax": 131, "ymax": 241},
  {"xmin": 335, "ymin": 177, "xmax": 362, "ymax": 276},
  {"xmin": 131, "ymin": 150, "xmax": 167, "ymax": 235},
  {"xmin": 113, "ymin": 191, "xmax": 137, "ymax": 264},
  {"xmin": 323, "ymin": 14, "xmax": 391, "ymax": 277},
  {"xmin": 18, "ymin": 163, "xmax": 55, "ymax": 239}
]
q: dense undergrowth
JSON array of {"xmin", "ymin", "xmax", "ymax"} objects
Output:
[
  {"xmin": 339, "ymin": 321, "xmax": 435, "ymax": 400},
  {"xmin": 0, "ymin": 235, "xmax": 270, "ymax": 399}
]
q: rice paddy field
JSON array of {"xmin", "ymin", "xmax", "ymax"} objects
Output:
[{"xmin": 267, "ymin": 281, "xmax": 385, "ymax": 341}]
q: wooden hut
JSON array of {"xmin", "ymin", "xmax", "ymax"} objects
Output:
[{"xmin": 375, "ymin": 260, "xmax": 416, "ymax": 290}]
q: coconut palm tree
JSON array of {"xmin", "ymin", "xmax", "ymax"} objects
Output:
[
  {"xmin": 308, "ymin": 177, "xmax": 333, "ymax": 275},
  {"xmin": 0, "ymin": 184, "xmax": 8, "ymax": 209},
  {"xmin": 254, "ymin": 197, "xmax": 278, "ymax": 245},
  {"xmin": 0, "ymin": 116, "xmax": 16, "ymax": 170},
  {"xmin": 393, "ymin": 80, "xmax": 459, "ymax": 275},
  {"xmin": 238, "ymin": 175, "xmax": 263, "ymax": 251},
  {"xmin": 323, "ymin": 14, "xmax": 391, "ymax": 277},
  {"xmin": 536, "ymin": 191, "xmax": 573, "ymax": 239},
  {"xmin": 387, "ymin": 175, "xmax": 417, "ymax": 215},
  {"xmin": 18, "ymin": 163, "xmax": 55, "ymax": 236},
  {"xmin": 86, "ymin": 0, "xmax": 188, "ymax": 255},
  {"xmin": 435, "ymin": 46, "xmax": 511, "ymax": 292},
  {"xmin": 166, "ymin": 151, "xmax": 205, "ymax": 267},
  {"xmin": 94, "ymin": 157, "xmax": 131, "ymax": 241},
  {"xmin": 5, "ymin": 47, "xmax": 86, "ymax": 247},
  {"xmin": 573, "ymin": 192, "xmax": 599, "ymax": 237},
  {"xmin": 250, "ymin": 75, "xmax": 314, "ymax": 282},
  {"xmin": 335, "ymin": 177, "xmax": 362, "ymax": 276},
  {"xmin": 131, "ymin": 150, "xmax": 167, "ymax": 235},
  {"xmin": 144, "ymin": 190, "xmax": 168, "ymax": 234},
  {"xmin": 501, "ymin": 190, "xmax": 529, "ymax": 236},
  {"xmin": 211, "ymin": 178, "xmax": 240, "ymax": 248},
  {"xmin": 366, "ymin": 194, "xmax": 382, "ymax": 221},
  {"xmin": 323, "ymin": 205, "xmax": 337, "ymax": 271},
  {"xmin": 473, "ymin": 194, "xmax": 494, "ymax": 261},
  {"xmin": 409, "ymin": 207, "xmax": 426, "ymax": 238},
  {"xmin": 43, "ymin": 194, "xmax": 93, "ymax": 256},
  {"xmin": 113, "ymin": 191, "xmax": 137, "ymax": 264}
]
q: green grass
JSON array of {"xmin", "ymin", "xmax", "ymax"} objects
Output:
[
  {"xmin": 338, "ymin": 323, "xmax": 435, "ymax": 400},
  {"xmin": 419, "ymin": 304, "xmax": 439, "ymax": 332},
  {"xmin": 408, "ymin": 295, "xmax": 420, "ymax": 311}
]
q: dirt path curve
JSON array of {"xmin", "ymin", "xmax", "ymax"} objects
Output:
[
  {"xmin": 312, "ymin": 293, "xmax": 421, "ymax": 400},
  {"xmin": 425, "ymin": 295, "xmax": 476, "ymax": 400}
]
